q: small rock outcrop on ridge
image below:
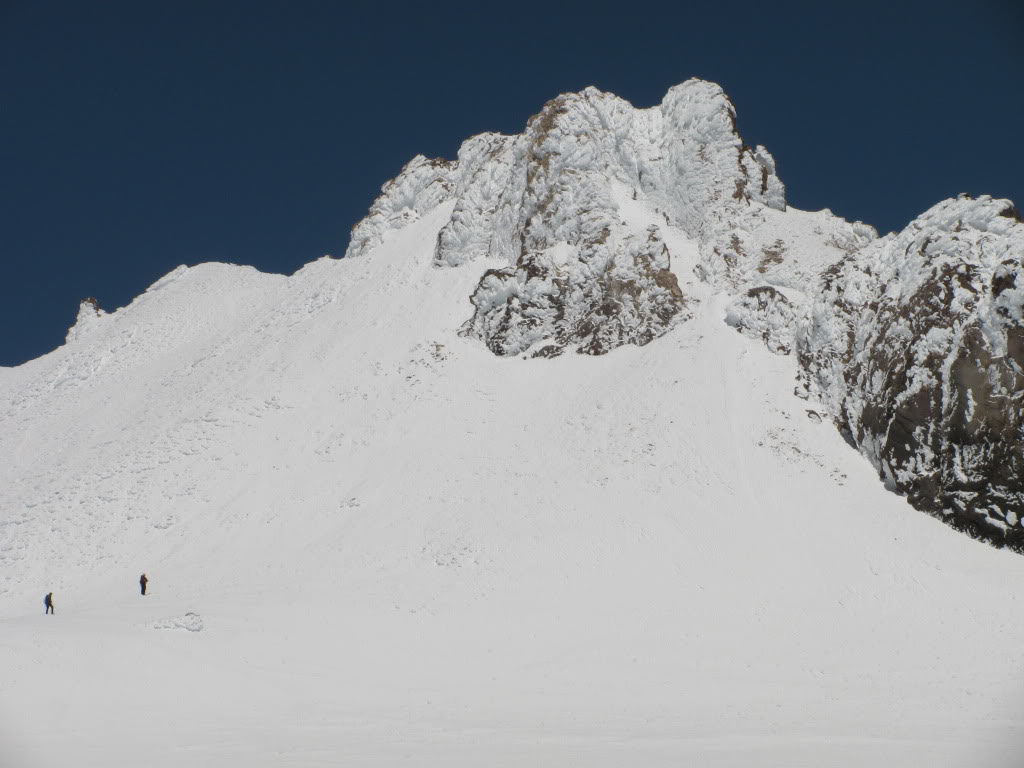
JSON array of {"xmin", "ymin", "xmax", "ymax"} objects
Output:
[{"xmin": 65, "ymin": 297, "xmax": 106, "ymax": 344}]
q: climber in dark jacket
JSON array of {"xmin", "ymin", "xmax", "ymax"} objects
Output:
[
  {"xmin": 44, "ymin": 592, "xmax": 54, "ymax": 614},
  {"xmin": 140, "ymin": 573, "xmax": 148, "ymax": 596}
]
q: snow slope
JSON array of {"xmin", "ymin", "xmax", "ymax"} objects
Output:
[{"xmin": 2, "ymin": 186, "xmax": 1024, "ymax": 767}]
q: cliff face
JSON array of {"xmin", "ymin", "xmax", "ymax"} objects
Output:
[{"xmin": 796, "ymin": 196, "xmax": 1024, "ymax": 549}]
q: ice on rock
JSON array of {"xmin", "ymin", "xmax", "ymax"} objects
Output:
[
  {"xmin": 434, "ymin": 133, "xmax": 521, "ymax": 268},
  {"xmin": 724, "ymin": 286, "xmax": 797, "ymax": 355},
  {"xmin": 796, "ymin": 195, "xmax": 1024, "ymax": 550},
  {"xmin": 346, "ymin": 79, "xmax": 802, "ymax": 356},
  {"xmin": 346, "ymin": 155, "xmax": 456, "ymax": 260}
]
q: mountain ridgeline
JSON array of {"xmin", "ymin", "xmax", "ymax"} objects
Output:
[{"xmin": 345, "ymin": 78, "xmax": 1024, "ymax": 551}]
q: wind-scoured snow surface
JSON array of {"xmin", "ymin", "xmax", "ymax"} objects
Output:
[{"xmin": 2, "ymin": 80, "xmax": 1023, "ymax": 767}]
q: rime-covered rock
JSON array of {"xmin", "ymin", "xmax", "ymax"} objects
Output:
[
  {"xmin": 432, "ymin": 132, "xmax": 523, "ymax": 269},
  {"xmin": 467, "ymin": 224, "xmax": 688, "ymax": 357},
  {"xmin": 796, "ymin": 195, "xmax": 1024, "ymax": 550},
  {"xmin": 725, "ymin": 286, "xmax": 797, "ymax": 355},
  {"xmin": 345, "ymin": 79, "xmax": 807, "ymax": 356},
  {"xmin": 346, "ymin": 155, "xmax": 456, "ymax": 260},
  {"xmin": 341, "ymin": 79, "xmax": 1023, "ymax": 550}
]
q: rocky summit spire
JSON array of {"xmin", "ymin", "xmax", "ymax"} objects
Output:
[{"xmin": 346, "ymin": 79, "xmax": 795, "ymax": 356}]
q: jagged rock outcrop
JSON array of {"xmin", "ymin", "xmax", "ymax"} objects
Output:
[
  {"xmin": 347, "ymin": 79, "xmax": 795, "ymax": 356},
  {"xmin": 468, "ymin": 224, "xmax": 687, "ymax": 356},
  {"xmin": 796, "ymin": 195, "xmax": 1024, "ymax": 550}
]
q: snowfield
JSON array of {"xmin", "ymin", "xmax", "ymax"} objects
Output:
[
  {"xmin": 2, "ymin": 78, "xmax": 1023, "ymax": 766},
  {"xmin": 2, "ymin": 196, "xmax": 1022, "ymax": 767}
]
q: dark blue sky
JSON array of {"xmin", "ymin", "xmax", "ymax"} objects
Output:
[{"xmin": 1, "ymin": 0, "xmax": 1021, "ymax": 366}]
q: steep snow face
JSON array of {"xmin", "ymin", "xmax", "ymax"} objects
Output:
[
  {"xmin": 346, "ymin": 79, "xmax": 844, "ymax": 356},
  {"xmin": 797, "ymin": 196, "xmax": 1024, "ymax": 550}
]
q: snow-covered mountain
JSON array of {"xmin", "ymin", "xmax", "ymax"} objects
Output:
[{"xmin": 2, "ymin": 79, "xmax": 1023, "ymax": 767}]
